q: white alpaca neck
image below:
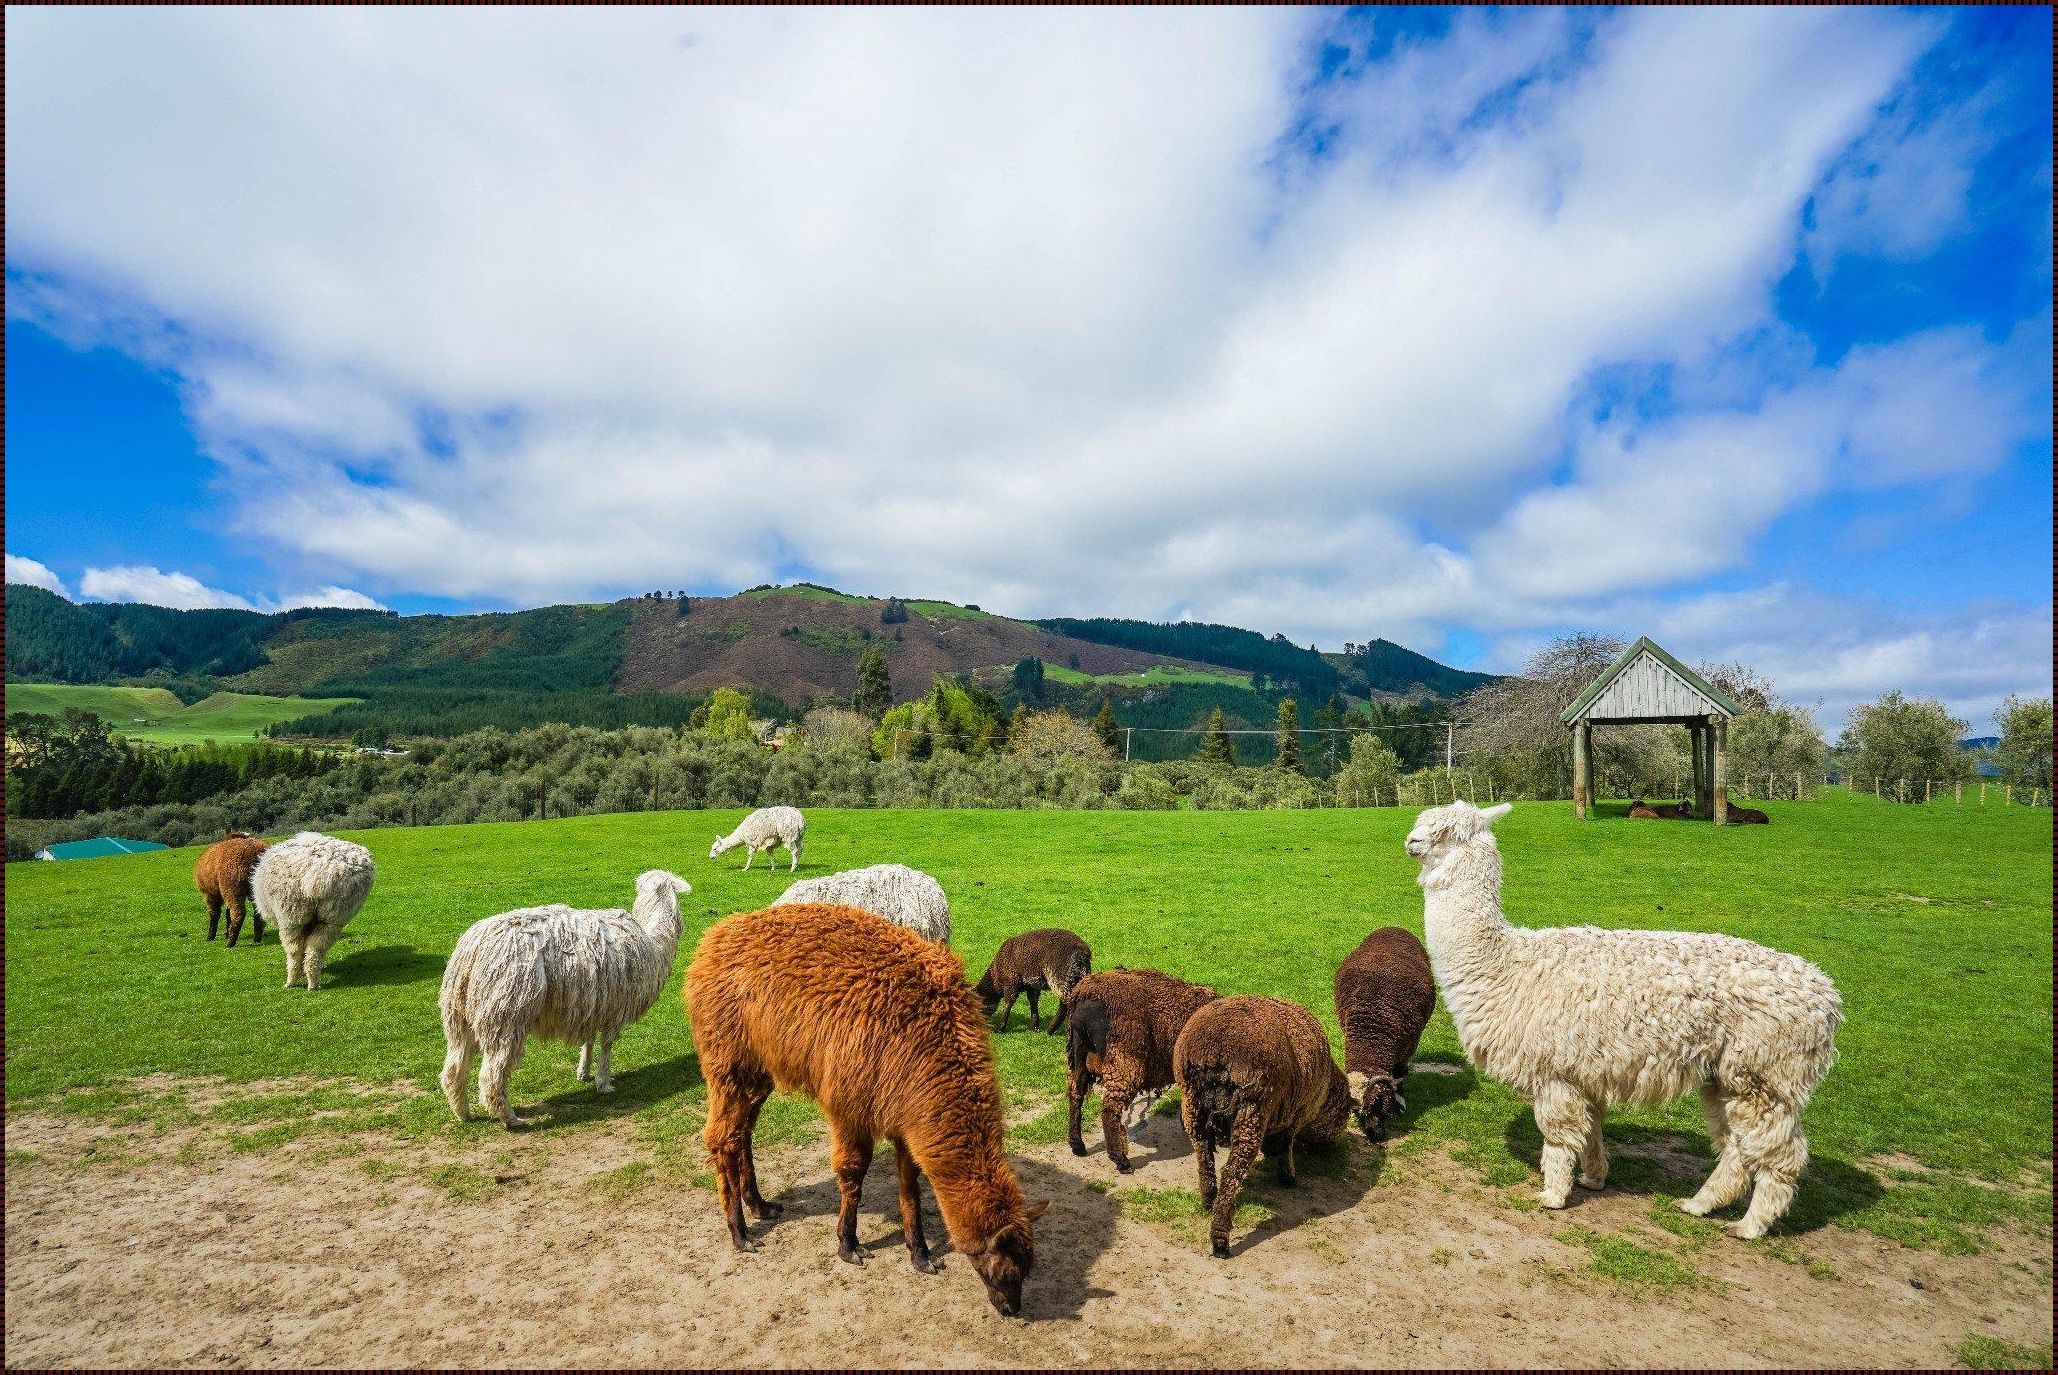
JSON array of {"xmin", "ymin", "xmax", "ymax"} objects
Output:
[
  {"xmin": 1419, "ymin": 839, "xmax": 1512, "ymax": 1047},
  {"xmin": 635, "ymin": 890, "xmax": 684, "ymax": 957}
]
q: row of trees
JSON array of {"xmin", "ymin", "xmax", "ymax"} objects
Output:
[{"xmin": 6, "ymin": 708, "xmax": 343, "ymax": 820}]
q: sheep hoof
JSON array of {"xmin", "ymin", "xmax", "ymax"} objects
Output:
[
  {"xmin": 1069, "ymin": 1141, "xmax": 1087, "ymax": 1157},
  {"xmin": 1210, "ymin": 1241, "xmax": 1230, "ymax": 1260},
  {"xmin": 1576, "ymin": 1173, "xmax": 1607, "ymax": 1191},
  {"xmin": 1113, "ymin": 1159, "xmax": 1134, "ymax": 1175}
]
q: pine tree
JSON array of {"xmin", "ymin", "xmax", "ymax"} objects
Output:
[
  {"xmin": 1275, "ymin": 699, "xmax": 1304, "ymax": 774},
  {"xmin": 1199, "ymin": 707, "xmax": 1234, "ymax": 765},
  {"xmin": 854, "ymin": 643, "xmax": 892, "ymax": 719},
  {"xmin": 1093, "ymin": 700, "xmax": 1121, "ymax": 755}
]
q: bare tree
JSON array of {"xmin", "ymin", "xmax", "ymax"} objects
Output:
[{"xmin": 1456, "ymin": 634, "xmax": 1681, "ymax": 798}]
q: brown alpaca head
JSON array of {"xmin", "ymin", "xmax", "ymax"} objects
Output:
[{"xmin": 964, "ymin": 1200, "xmax": 1048, "ymax": 1316}]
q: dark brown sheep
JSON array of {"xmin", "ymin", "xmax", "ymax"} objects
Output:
[
  {"xmin": 194, "ymin": 832, "xmax": 269, "ymax": 946},
  {"xmin": 1629, "ymin": 799, "xmax": 1692, "ymax": 819},
  {"xmin": 1173, "ymin": 995, "xmax": 1350, "ymax": 1258},
  {"xmin": 1722, "ymin": 790, "xmax": 1770, "ymax": 824},
  {"xmin": 687, "ymin": 902, "xmax": 1048, "ymax": 1316},
  {"xmin": 1333, "ymin": 927, "xmax": 1436, "ymax": 1141},
  {"xmin": 975, "ymin": 928, "xmax": 1091, "ymax": 1033},
  {"xmin": 1064, "ymin": 967, "xmax": 1218, "ymax": 1172}
]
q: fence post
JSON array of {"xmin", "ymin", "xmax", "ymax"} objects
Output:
[
  {"xmin": 1955, "ymin": 781, "xmax": 1962, "ymax": 805},
  {"xmin": 1925, "ymin": 780, "xmax": 1932, "ymax": 804},
  {"xmin": 2005, "ymin": 786, "xmax": 2013, "ymax": 806},
  {"xmin": 1980, "ymin": 781, "xmax": 1986, "ymax": 806}
]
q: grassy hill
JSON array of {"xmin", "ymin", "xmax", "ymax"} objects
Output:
[
  {"xmin": 5, "ymin": 682, "xmax": 356, "ymax": 746},
  {"xmin": 5, "ymin": 796, "xmax": 2049, "ymax": 1262}
]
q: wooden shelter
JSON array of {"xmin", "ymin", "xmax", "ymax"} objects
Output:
[{"xmin": 1560, "ymin": 637, "xmax": 1742, "ymax": 823}]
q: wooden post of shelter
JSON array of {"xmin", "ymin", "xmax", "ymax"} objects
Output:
[
  {"xmin": 1572, "ymin": 719, "xmax": 1592, "ymax": 818},
  {"xmin": 1711, "ymin": 715, "xmax": 1729, "ymax": 826}
]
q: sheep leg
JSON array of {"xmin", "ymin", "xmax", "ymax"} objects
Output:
[
  {"xmin": 577, "ymin": 1039, "xmax": 594, "ymax": 1082},
  {"xmin": 1266, "ymin": 1131, "xmax": 1297, "ymax": 1187},
  {"xmin": 479, "ymin": 1035, "xmax": 529, "ymax": 1129},
  {"xmin": 893, "ymin": 1141, "xmax": 938, "ymax": 1274},
  {"xmin": 1679, "ymin": 1085, "xmax": 1750, "ymax": 1219},
  {"xmin": 205, "ymin": 894, "xmax": 223, "ymax": 941},
  {"xmin": 1026, "ymin": 989, "xmax": 1043, "ymax": 1030},
  {"xmin": 1577, "ymin": 1100, "xmax": 1610, "ymax": 1190},
  {"xmin": 702, "ymin": 1069, "xmax": 759, "ymax": 1252},
  {"xmin": 830, "ymin": 1126, "xmax": 874, "ymax": 1265},
  {"xmin": 225, "ymin": 893, "xmax": 249, "ymax": 947},
  {"xmin": 1533, "ymin": 1082, "xmax": 1589, "ymax": 1209},
  {"xmin": 997, "ymin": 990, "xmax": 1018, "ymax": 1031},
  {"xmin": 1209, "ymin": 1107, "xmax": 1265, "ymax": 1259},
  {"xmin": 439, "ymin": 1029, "xmax": 478, "ymax": 1122},
  {"xmin": 1048, "ymin": 993, "xmax": 1069, "ymax": 1036},
  {"xmin": 1099, "ymin": 1069, "xmax": 1142, "ymax": 1173},
  {"xmin": 1726, "ymin": 1093, "xmax": 1807, "ymax": 1239},
  {"xmin": 1066, "ymin": 1062, "xmax": 1096, "ymax": 1158},
  {"xmin": 1184, "ymin": 1093, "xmax": 1217, "ymax": 1212}
]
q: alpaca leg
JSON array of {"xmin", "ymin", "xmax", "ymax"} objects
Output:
[
  {"xmin": 1100, "ymin": 1070, "xmax": 1140, "ymax": 1173},
  {"xmin": 741, "ymin": 846, "xmax": 754, "ymax": 872},
  {"xmin": 250, "ymin": 909, "xmax": 265, "ymax": 944},
  {"xmin": 281, "ymin": 932, "xmax": 304, "ymax": 989},
  {"xmin": 1066, "ymin": 1063, "xmax": 1095, "ymax": 1158},
  {"xmin": 302, "ymin": 935, "xmax": 327, "ymax": 991},
  {"xmin": 1680, "ymin": 1086, "xmax": 1750, "ymax": 1218},
  {"xmin": 225, "ymin": 894, "xmax": 249, "ymax": 947},
  {"xmin": 440, "ymin": 1030, "xmax": 478, "ymax": 1122},
  {"xmin": 830, "ymin": 1126, "xmax": 874, "ymax": 1265},
  {"xmin": 1210, "ymin": 1108, "xmax": 1265, "ymax": 1258},
  {"xmin": 787, "ymin": 841, "xmax": 799, "ymax": 872},
  {"xmin": 1533, "ymin": 1082, "xmax": 1589, "ymax": 1209},
  {"xmin": 1577, "ymin": 1100, "xmax": 1610, "ymax": 1190},
  {"xmin": 577, "ymin": 1039, "xmax": 594, "ymax": 1083},
  {"xmin": 1728, "ymin": 1094, "xmax": 1808, "ymax": 1239},
  {"xmin": 1026, "ymin": 989, "xmax": 1043, "ymax": 1031},
  {"xmin": 702, "ymin": 1069, "xmax": 758, "ymax": 1252},
  {"xmin": 594, "ymin": 1034, "xmax": 617, "ymax": 1094},
  {"xmin": 893, "ymin": 1142, "xmax": 937, "ymax": 1274},
  {"xmin": 1049, "ymin": 993, "xmax": 1069, "ymax": 1036},
  {"xmin": 738, "ymin": 1075, "xmax": 779, "ymax": 1219},
  {"xmin": 997, "ymin": 991, "xmax": 1018, "ymax": 1031},
  {"xmin": 206, "ymin": 894, "xmax": 223, "ymax": 941},
  {"xmin": 1184, "ymin": 1094, "xmax": 1217, "ymax": 1212},
  {"xmin": 1268, "ymin": 1131, "xmax": 1298, "ymax": 1187},
  {"xmin": 478, "ymin": 1036, "xmax": 529, "ymax": 1129}
]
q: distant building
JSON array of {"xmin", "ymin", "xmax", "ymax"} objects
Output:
[{"xmin": 34, "ymin": 837, "xmax": 170, "ymax": 861}]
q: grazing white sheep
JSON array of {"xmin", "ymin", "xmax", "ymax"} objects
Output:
[
  {"xmin": 250, "ymin": 831, "xmax": 376, "ymax": 991},
  {"xmin": 1407, "ymin": 800, "xmax": 1841, "ymax": 1238},
  {"xmin": 775, "ymin": 863, "xmax": 951, "ymax": 947},
  {"xmin": 709, "ymin": 805, "xmax": 806, "ymax": 872},
  {"xmin": 439, "ymin": 870, "xmax": 691, "ymax": 1128}
]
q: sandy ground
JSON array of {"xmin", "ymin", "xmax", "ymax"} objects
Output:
[{"xmin": 6, "ymin": 1091, "xmax": 2049, "ymax": 1369}]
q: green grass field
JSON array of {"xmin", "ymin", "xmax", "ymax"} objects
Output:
[
  {"xmin": 5, "ymin": 682, "xmax": 357, "ymax": 745},
  {"xmin": 1043, "ymin": 663, "xmax": 1252, "ymax": 688},
  {"xmin": 4, "ymin": 795, "xmax": 2048, "ymax": 1253}
]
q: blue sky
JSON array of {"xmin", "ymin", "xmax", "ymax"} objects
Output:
[{"xmin": 4, "ymin": 6, "xmax": 2050, "ymax": 728}]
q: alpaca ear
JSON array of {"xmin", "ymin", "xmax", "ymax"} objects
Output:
[
  {"xmin": 1024, "ymin": 1199, "xmax": 1051, "ymax": 1222},
  {"xmin": 671, "ymin": 875, "xmax": 692, "ymax": 895},
  {"xmin": 1480, "ymin": 803, "xmax": 1512, "ymax": 824}
]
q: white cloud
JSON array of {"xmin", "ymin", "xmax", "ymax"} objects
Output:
[
  {"xmin": 72, "ymin": 565, "xmax": 386, "ymax": 613},
  {"xmin": 6, "ymin": 554, "xmax": 68, "ymax": 596},
  {"xmin": 78, "ymin": 565, "xmax": 254, "ymax": 610}
]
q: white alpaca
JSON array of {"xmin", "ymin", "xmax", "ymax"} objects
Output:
[
  {"xmin": 250, "ymin": 831, "xmax": 376, "ymax": 991},
  {"xmin": 1407, "ymin": 800, "xmax": 1840, "ymax": 1238},
  {"xmin": 439, "ymin": 870, "xmax": 690, "ymax": 1128},
  {"xmin": 775, "ymin": 863, "xmax": 951, "ymax": 947},
  {"xmin": 708, "ymin": 805, "xmax": 805, "ymax": 872}
]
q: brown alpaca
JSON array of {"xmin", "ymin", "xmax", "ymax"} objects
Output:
[
  {"xmin": 1334, "ymin": 927, "xmax": 1436, "ymax": 1141},
  {"xmin": 194, "ymin": 832, "xmax": 270, "ymax": 946},
  {"xmin": 686, "ymin": 902, "xmax": 1049, "ymax": 1315},
  {"xmin": 1629, "ymin": 799, "xmax": 1692, "ymax": 819},
  {"xmin": 974, "ymin": 927, "xmax": 1092, "ymax": 1033},
  {"xmin": 1065, "ymin": 967, "xmax": 1218, "ymax": 1172},
  {"xmin": 1722, "ymin": 789, "xmax": 1770, "ymax": 824},
  {"xmin": 1174, "ymin": 995, "xmax": 1351, "ymax": 1258}
]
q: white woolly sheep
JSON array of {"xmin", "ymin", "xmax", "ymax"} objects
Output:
[
  {"xmin": 1407, "ymin": 800, "xmax": 1841, "ymax": 1238},
  {"xmin": 775, "ymin": 863, "xmax": 951, "ymax": 946},
  {"xmin": 709, "ymin": 805, "xmax": 806, "ymax": 872},
  {"xmin": 251, "ymin": 831, "xmax": 376, "ymax": 991},
  {"xmin": 439, "ymin": 869, "xmax": 691, "ymax": 1128}
]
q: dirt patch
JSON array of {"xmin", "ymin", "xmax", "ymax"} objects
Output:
[{"xmin": 6, "ymin": 1107, "xmax": 2048, "ymax": 1369}]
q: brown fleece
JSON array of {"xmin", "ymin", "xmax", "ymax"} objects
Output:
[
  {"xmin": 1173, "ymin": 995, "xmax": 1350, "ymax": 1258},
  {"xmin": 1333, "ymin": 927, "xmax": 1436, "ymax": 1139},
  {"xmin": 1721, "ymin": 789, "xmax": 1770, "ymax": 824},
  {"xmin": 1064, "ymin": 967, "xmax": 1218, "ymax": 1172},
  {"xmin": 194, "ymin": 833, "xmax": 269, "ymax": 946},
  {"xmin": 686, "ymin": 902, "xmax": 1045, "ymax": 1314},
  {"xmin": 974, "ymin": 927, "xmax": 1092, "ymax": 1032}
]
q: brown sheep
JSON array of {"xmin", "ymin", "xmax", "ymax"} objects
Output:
[
  {"xmin": 1722, "ymin": 790, "xmax": 1770, "ymax": 824},
  {"xmin": 1064, "ymin": 968, "xmax": 1218, "ymax": 1172},
  {"xmin": 1174, "ymin": 995, "xmax": 1351, "ymax": 1258},
  {"xmin": 194, "ymin": 832, "xmax": 269, "ymax": 946},
  {"xmin": 1629, "ymin": 799, "xmax": 1693, "ymax": 819},
  {"xmin": 974, "ymin": 927, "xmax": 1092, "ymax": 1034},
  {"xmin": 1334, "ymin": 927, "xmax": 1436, "ymax": 1141},
  {"xmin": 686, "ymin": 902, "xmax": 1049, "ymax": 1316}
]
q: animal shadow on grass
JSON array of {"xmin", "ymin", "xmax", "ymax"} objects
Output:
[
  {"xmin": 1497, "ymin": 1112, "xmax": 1882, "ymax": 1234},
  {"xmin": 1219, "ymin": 1134, "xmax": 1385, "ymax": 1260},
  {"xmin": 320, "ymin": 944, "xmax": 442, "ymax": 987},
  {"xmin": 764, "ymin": 1154, "xmax": 1119, "ymax": 1319},
  {"xmin": 522, "ymin": 1054, "xmax": 705, "ymax": 1131}
]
